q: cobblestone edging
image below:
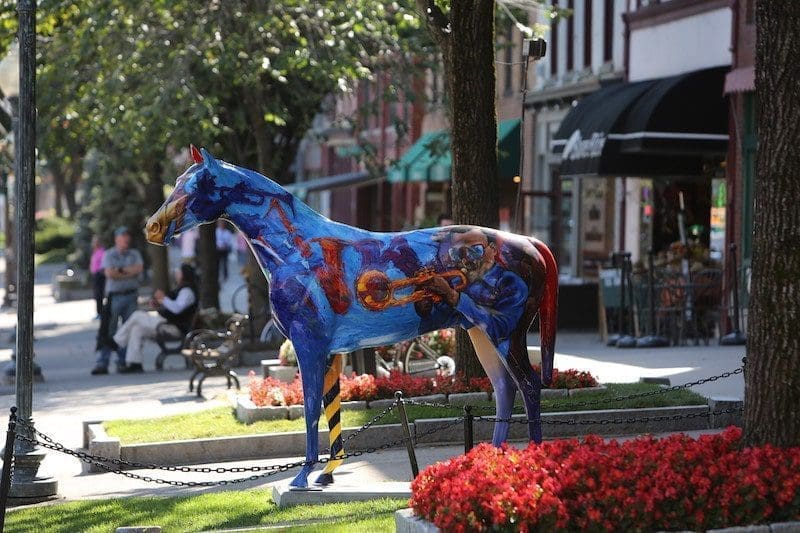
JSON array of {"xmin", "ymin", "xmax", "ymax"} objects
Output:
[
  {"xmin": 84, "ymin": 397, "xmax": 740, "ymax": 470},
  {"xmin": 395, "ymin": 509, "xmax": 800, "ymax": 533}
]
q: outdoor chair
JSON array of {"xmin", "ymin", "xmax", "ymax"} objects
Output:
[
  {"xmin": 182, "ymin": 314, "xmax": 248, "ymax": 397},
  {"xmin": 689, "ymin": 268, "xmax": 723, "ymax": 345},
  {"xmin": 654, "ymin": 269, "xmax": 688, "ymax": 346}
]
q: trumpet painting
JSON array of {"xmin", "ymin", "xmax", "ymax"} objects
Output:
[{"xmin": 146, "ymin": 146, "xmax": 558, "ymax": 489}]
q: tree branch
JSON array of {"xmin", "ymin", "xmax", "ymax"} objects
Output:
[{"xmin": 415, "ymin": 0, "xmax": 452, "ymax": 50}]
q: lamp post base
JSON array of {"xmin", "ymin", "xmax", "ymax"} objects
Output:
[
  {"xmin": 8, "ymin": 446, "xmax": 58, "ymax": 504},
  {"xmin": 606, "ymin": 333, "xmax": 621, "ymax": 347},
  {"xmin": 719, "ymin": 330, "xmax": 747, "ymax": 346},
  {"xmin": 2, "ymin": 357, "xmax": 44, "ymax": 386},
  {"xmin": 616, "ymin": 335, "xmax": 638, "ymax": 348},
  {"xmin": 636, "ymin": 335, "xmax": 670, "ymax": 348}
]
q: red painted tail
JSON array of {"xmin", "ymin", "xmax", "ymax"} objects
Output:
[{"xmin": 532, "ymin": 239, "xmax": 558, "ymax": 386}]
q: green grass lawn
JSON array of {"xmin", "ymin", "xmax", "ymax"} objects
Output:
[
  {"xmin": 5, "ymin": 490, "xmax": 405, "ymax": 533},
  {"xmin": 104, "ymin": 383, "xmax": 706, "ymax": 444}
]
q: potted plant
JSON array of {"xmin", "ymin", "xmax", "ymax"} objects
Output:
[{"xmin": 268, "ymin": 339, "xmax": 299, "ymax": 382}]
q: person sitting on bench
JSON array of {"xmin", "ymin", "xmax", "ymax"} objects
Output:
[{"xmin": 114, "ymin": 264, "xmax": 198, "ymax": 373}]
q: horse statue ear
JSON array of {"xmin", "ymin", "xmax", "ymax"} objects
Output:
[
  {"xmin": 190, "ymin": 144, "xmax": 203, "ymax": 164},
  {"xmin": 200, "ymin": 148, "xmax": 222, "ymax": 174}
]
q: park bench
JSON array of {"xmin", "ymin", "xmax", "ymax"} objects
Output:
[
  {"xmin": 154, "ymin": 309, "xmax": 202, "ymax": 371},
  {"xmin": 182, "ymin": 313, "xmax": 248, "ymax": 397}
]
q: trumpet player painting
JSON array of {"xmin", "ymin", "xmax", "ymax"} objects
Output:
[{"xmin": 146, "ymin": 146, "xmax": 558, "ymax": 489}]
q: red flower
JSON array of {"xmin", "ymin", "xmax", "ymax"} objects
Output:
[{"xmin": 410, "ymin": 427, "xmax": 800, "ymax": 531}]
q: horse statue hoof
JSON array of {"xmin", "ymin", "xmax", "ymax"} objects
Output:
[{"xmin": 314, "ymin": 472, "xmax": 334, "ymax": 486}]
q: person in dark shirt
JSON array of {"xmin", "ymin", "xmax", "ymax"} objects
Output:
[{"xmin": 113, "ymin": 264, "xmax": 198, "ymax": 373}]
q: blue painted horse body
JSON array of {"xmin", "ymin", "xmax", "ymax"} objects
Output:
[{"xmin": 147, "ymin": 148, "xmax": 558, "ymax": 488}]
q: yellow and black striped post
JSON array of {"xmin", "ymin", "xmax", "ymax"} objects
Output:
[{"xmin": 316, "ymin": 354, "xmax": 344, "ymax": 486}]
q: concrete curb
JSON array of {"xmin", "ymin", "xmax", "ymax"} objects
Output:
[
  {"xmin": 396, "ymin": 509, "xmax": 439, "ymax": 533},
  {"xmin": 96, "ymin": 423, "xmax": 409, "ymax": 469},
  {"xmin": 395, "ymin": 510, "xmax": 800, "ymax": 533},
  {"xmin": 88, "ymin": 399, "xmax": 731, "ymax": 470}
]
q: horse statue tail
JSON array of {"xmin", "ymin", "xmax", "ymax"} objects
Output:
[{"xmin": 532, "ymin": 239, "xmax": 558, "ymax": 386}]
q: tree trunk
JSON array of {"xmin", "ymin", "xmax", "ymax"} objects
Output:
[
  {"xmin": 51, "ymin": 166, "xmax": 65, "ymax": 218},
  {"xmin": 419, "ymin": 0, "xmax": 499, "ymax": 379},
  {"xmin": 198, "ymin": 223, "xmax": 220, "ymax": 309},
  {"xmin": 743, "ymin": 0, "xmax": 800, "ymax": 447},
  {"xmin": 143, "ymin": 163, "xmax": 170, "ymax": 292}
]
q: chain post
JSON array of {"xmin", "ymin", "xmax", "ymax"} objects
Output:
[
  {"xmin": 0, "ymin": 406, "xmax": 18, "ymax": 528},
  {"xmin": 395, "ymin": 391, "xmax": 419, "ymax": 479},
  {"xmin": 463, "ymin": 405, "xmax": 474, "ymax": 453}
]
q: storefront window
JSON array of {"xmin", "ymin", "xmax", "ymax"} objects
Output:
[{"xmin": 560, "ymin": 177, "xmax": 575, "ymax": 276}]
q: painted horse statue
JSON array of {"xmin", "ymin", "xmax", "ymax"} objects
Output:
[{"xmin": 146, "ymin": 146, "xmax": 558, "ymax": 489}]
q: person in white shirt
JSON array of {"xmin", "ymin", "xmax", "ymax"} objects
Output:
[{"xmin": 114, "ymin": 264, "xmax": 198, "ymax": 373}]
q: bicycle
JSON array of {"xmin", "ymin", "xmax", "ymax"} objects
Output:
[
  {"xmin": 375, "ymin": 331, "xmax": 457, "ymax": 377},
  {"xmin": 230, "ymin": 282, "xmax": 284, "ymax": 345}
]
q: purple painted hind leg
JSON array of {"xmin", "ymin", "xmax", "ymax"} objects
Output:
[
  {"xmin": 468, "ymin": 327, "xmax": 516, "ymax": 445},
  {"xmin": 506, "ymin": 341, "xmax": 543, "ymax": 443}
]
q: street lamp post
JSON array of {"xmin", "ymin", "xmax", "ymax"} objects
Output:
[
  {"xmin": 0, "ymin": 48, "xmax": 18, "ymax": 310},
  {"xmin": 2, "ymin": 1, "xmax": 58, "ymax": 502}
]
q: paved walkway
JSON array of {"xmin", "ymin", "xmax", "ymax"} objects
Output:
[{"xmin": 0, "ymin": 257, "xmax": 746, "ymax": 502}]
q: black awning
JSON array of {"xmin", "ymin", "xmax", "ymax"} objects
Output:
[
  {"xmin": 552, "ymin": 67, "xmax": 728, "ymax": 178},
  {"xmin": 617, "ymin": 66, "xmax": 729, "ymax": 155}
]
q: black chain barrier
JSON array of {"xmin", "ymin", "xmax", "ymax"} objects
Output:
[
  {"xmin": 404, "ymin": 361, "xmax": 745, "ymax": 414},
  {"xmin": 12, "ymin": 412, "xmax": 463, "ymax": 488},
  {"xmin": 5, "ymin": 362, "xmax": 745, "ymax": 488},
  {"xmin": 475, "ymin": 406, "xmax": 744, "ymax": 425}
]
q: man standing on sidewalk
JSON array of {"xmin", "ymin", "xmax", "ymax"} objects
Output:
[{"xmin": 91, "ymin": 226, "xmax": 143, "ymax": 375}]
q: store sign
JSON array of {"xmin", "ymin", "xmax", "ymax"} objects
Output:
[{"xmin": 562, "ymin": 130, "xmax": 607, "ymax": 161}]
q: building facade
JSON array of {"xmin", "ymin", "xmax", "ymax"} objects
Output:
[{"xmin": 525, "ymin": 0, "xmax": 628, "ymax": 282}]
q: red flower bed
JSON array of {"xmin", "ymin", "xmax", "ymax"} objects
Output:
[
  {"xmin": 410, "ymin": 427, "xmax": 800, "ymax": 532},
  {"xmin": 247, "ymin": 366, "xmax": 599, "ymax": 407}
]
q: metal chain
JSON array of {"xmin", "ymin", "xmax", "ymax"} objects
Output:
[
  {"xmin": 13, "ymin": 414, "xmax": 463, "ymax": 488},
  {"xmin": 476, "ymin": 406, "xmax": 744, "ymax": 425},
  {"xmin": 406, "ymin": 363, "xmax": 745, "ymax": 413},
  {"xmin": 15, "ymin": 420, "xmax": 290, "ymax": 474}
]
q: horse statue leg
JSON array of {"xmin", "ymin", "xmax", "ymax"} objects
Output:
[
  {"xmin": 290, "ymin": 333, "xmax": 329, "ymax": 489},
  {"xmin": 468, "ymin": 327, "xmax": 517, "ymax": 445},
  {"xmin": 316, "ymin": 353, "xmax": 344, "ymax": 486},
  {"xmin": 506, "ymin": 332, "xmax": 543, "ymax": 444}
]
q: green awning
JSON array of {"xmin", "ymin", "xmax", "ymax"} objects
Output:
[
  {"xmin": 387, "ymin": 131, "xmax": 441, "ymax": 183},
  {"xmin": 389, "ymin": 119, "xmax": 520, "ymax": 183},
  {"xmin": 497, "ymin": 118, "xmax": 521, "ymax": 179}
]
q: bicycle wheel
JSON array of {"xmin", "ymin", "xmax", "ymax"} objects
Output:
[
  {"xmin": 404, "ymin": 339, "xmax": 439, "ymax": 376},
  {"xmin": 230, "ymin": 283, "xmax": 251, "ymax": 315}
]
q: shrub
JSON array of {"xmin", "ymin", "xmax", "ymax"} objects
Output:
[
  {"xmin": 278, "ymin": 339, "xmax": 298, "ymax": 366},
  {"xmin": 35, "ymin": 216, "xmax": 75, "ymax": 255},
  {"xmin": 411, "ymin": 427, "xmax": 800, "ymax": 532}
]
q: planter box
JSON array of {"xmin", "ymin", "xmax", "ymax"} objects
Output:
[
  {"xmin": 267, "ymin": 366, "xmax": 298, "ymax": 383},
  {"xmin": 341, "ymin": 401, "xmax": 367, "ymax": 411},
  {"xmin": 396, "ymin": 509, "xmax": 439, "ymax": 533},
  {"xmin": 235, "ymin": 397, "xmax": 288, "ymax": 423},
  {"xmin": 568, "ymin": 385, "xmax": 607, "ymax": 396},
  {"xmin": 447, "ymin": 392, "xmax": 490, "ymax": 406}
]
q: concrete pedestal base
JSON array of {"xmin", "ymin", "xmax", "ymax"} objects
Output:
[
  {"xmin": 7, "ymin": 446, "xmax": 59, "ymax": 504},
  {"xmin": 272, "ymin": 481, "xmax": 410, "ymax": 507}
]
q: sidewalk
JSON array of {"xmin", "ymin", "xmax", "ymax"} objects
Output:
[{"xmin": 0, "ymin": 258, "xmax": 745, "ymax": 502}]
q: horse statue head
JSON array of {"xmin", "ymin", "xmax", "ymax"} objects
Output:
[{"xmin": 146, "ymin": 145, "xmax": 293, "ymax": 246}]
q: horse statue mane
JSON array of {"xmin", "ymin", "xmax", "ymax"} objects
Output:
[{"xmin": 147, "ymin": 146, "xmax": 558, "ymax": 489}]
